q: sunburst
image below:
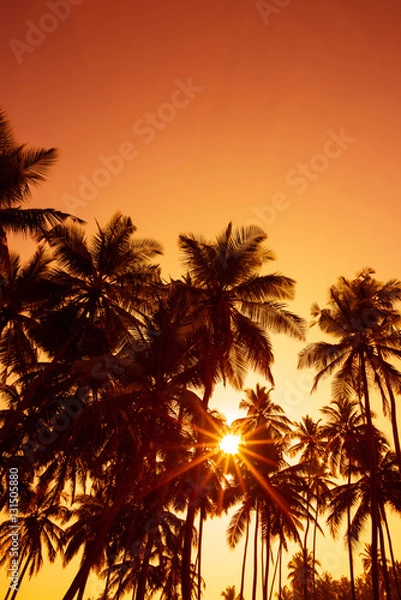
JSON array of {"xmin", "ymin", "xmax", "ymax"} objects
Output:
[{"xmin": 219, "ymin": 433, "xmax": 241, "ymax": 455}]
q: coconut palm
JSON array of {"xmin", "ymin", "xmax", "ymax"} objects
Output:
[
  {"xmin": 59, "ymin": 283, "xmax": 205, "ymax": 600},
  {"xmin": 227, "ymin": 423, "xmax": 306, "ymax": 600},
  {"xmin": 221, "ymin": 585, "xmax": 241, "ymax": 600},
  {"xmin": 0, "ymin": 108, "xmax": 83, "ymax": 277},
  {"xmin": 298, "ymin": 269, "xmax": 401, "ymax": 600},
  {"xmin": 231, "ymin": 385, "xmax": 305, "ymax": 600},
  {"xmin": 320, "ymin": 398, "xmax": 364, "ymax": 600},
  {"xmin": 34, "ymin": 212, "xmax": 162, "ymax": 361},
  {"xmin": 0, "ymin": 245, "xmax": 57, "ymax": 383},
  {"xmin": 234, "ymin": 384, "xmax": 292, "ymax": 439},
  {"xmin": 178, "ymin": 222, "xmax": 305, "ymax": 600},
  {"xmin": 0, "ymin": 486, "xmax": 67, "ymax": 600},
  {"xmin": 0, "ymin": 213, "xmax": 163, "ymax": 467},
  {"xmin": 288, "ymin": 416, "xmax": 327, "ymax": 600},
  {"xmin": 287, "ymin": 551, "xmax": 320, "ymax": 600},
  {"xmin": 326, "ymin": 432, "xmax": 401, "ymax": 600}
]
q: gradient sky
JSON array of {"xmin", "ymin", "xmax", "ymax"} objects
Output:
[{"xmin": 1, "ymin": 0, "xmax": 401, "ymax": 598}]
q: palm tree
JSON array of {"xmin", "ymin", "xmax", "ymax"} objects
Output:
[
  {"xmin": 221, "ymin": 585, "xmax": 242, "ymax": 600},
  {"xmin": 326, "ymin": 431, "xmax": 401, "ymax": 600},
  {"xmin": 178, "ymin": 222, "xmax": 305, "ymax": 600},
  {"xmin": 0, "ymin": 108, "xmax": 83, "ymax": 277},
  {"xmin": 0, "ymin": 212, "xmax": 163, "ymax": 465},
  {"xmin": 0, "ymin": 245, "xmax": 57, "ymax": 383},
  {"xmin": 59, "ymin": 282, "xmax": 205, "ymax": 600},
  {"xmin": 227, "ymin": 418, "xmax": 306, "ymax": 600},
  {"xmin": 234, "ymin": 384, "xmax": 292, "ymax": 439},
  {"xmin": 35, "ymin": 212, "xmax": 162, "ymax": 360},
  {"xmin": 320, "ymin": 398, "xmax": 364, "ymax": 600},
  {"xmin": 288, "ymin": 416, "xmax": 327, "ymax": 600},
  {"xmin": 298, "ymin": 269, "xmax": 401, "ymax": 600},
  {"xmin": 287, "ymin": 551, "xmax": 320, "ymax": 600},
  {"xmin": 227, "ymin": 498, "xmax": 252, "ymax": 600},
  {"xmin": 231, "ymin": 385, "xmax": 304, "ymax": 600},
  {"xmin": 0, "ymin": 486, "xmax": 67, "ymax": 600}
]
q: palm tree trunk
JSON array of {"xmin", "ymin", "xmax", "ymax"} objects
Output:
[
  {"xmin": 263, "ymin": 515, "xmax": 271, "ymax": 600},
  {"xmin": 360, "ymin": 352, "xmax": 380, "ymax": 600},
  {"xmin": 135, "ymin": 534, "xmax": 154, "ymax": 600},
  {"xmin": 8, "ymin": 553, "xmax": 31, "ymax": 600},
  {"xmin": 346, "ymin": 465, "xmax": 357, "ymax": 600},
  {"xmin": 378, "ymin": 514, "xmax": 392, "ymax": 600},
  {"xmin": 181, "ymin": 384, "xmax": 213, "ymax": 600},
  {"xmin": 102, "ymin": 558, "xmax": 112, "ymax": 600},
  {"xmin": 278, "ymin": 540, "xmax": 283, "ymax": 600},
  {"xmin": 268, "ymin": 540, "xmax": 281, "ymax": 600},
  {"xmin": 115, "ymin": 547, "xmax": 127, "ymax": 600},
  {"xmin": 197, "ymin": 503, "xmax": 205, "ymax": 600},
  {"xmin": 312, "ymin": 501, "xmax": 319, "ymax": 600},
  {"xmin": 384, "ymin": 381, "xmax": 401, "ymax": 477},
  {"xmin": 62, "ymin": 475, "xmax": 133, "ymax": 600},
  {"xmin": 382, "ymin": 506, "xmax": 401, "ymax": 600},
  {"xmin": 181, "ymin": 499, "xmax": 197, "ymax": 600},
  {"xmin": 302, "ymin": 487, "xmax": 311, "ymax": 600},
  {"xmin": 252, "ymin": 501, "xmax": 259, "ymax": 600},
  {"xmin": 375, "ymin": 347, "xmax": 401, "ymax": 477},
  {"xmin": 239, "ymin": 515, "xmax": 250, "ymax": 600}
]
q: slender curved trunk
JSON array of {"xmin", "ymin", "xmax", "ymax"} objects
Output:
[
  {"xmin": 197, "ymin": 503, "xmax": 205, "ymax": 600},
  {"xmin": 8, "ymin": 552, "xmax": 31, "ymax": 600},
  {"xmin": 239, "ymin": 515, "xmax": 250, "ymax": 600},
  {"xmin": 360, "ymin": 351, "xmax": 380, "ymax": 600},
  {"xmin": 382, "ymin": 506, "xmax": 401, "ymax": 600},
  {"xmin": 269, "ymin": 539, "xmax": 282, "ymax": 600},
  {"xmin": 62, "ymin": 475, "xmax": 134, "ymax": 600},
  {"xmin": 302, "ymin": 485, "xmax": 312, "ymax": 600},
  {"xmin": 115, "ymin": 547, "xmax": 127, "ymax": 600},
  {"xmin": 181, "ymin": 384, "xmax": 213, "ymax": 600},
  {"xmin": 278, "ymin": 540, "xmax": 283, "ymax": 600},
  {"xmin": 375, "ymin": 348, "xmax": 401, "ymax": 477},
  {"xmin": 181, "ymin": 499, "xmax": 197, "ymax": 600},
  {"xmin": 312, "ymin": 500, "xmax": 319, "ymax": 600},
  {"xmin": 135, "ymin": 534, "xmax": 154, "ymax": 600},
  {"xmin": 102, "ymin": 563, "xmax": 112, "ymax": 600},
  {"xmin": 263, "ymin": 514, "xmax": 271, "ymax": 600},
  {"xmin": 378, "ymin": 514, "xmax": 392, "ymax": 600},
  {"xmin": 252, "ymin": 501, "xmax": 259, "ymax": 600},
  {"xmin": 346, "ymin": 465, "xmax": 357, "ymax": 600}
]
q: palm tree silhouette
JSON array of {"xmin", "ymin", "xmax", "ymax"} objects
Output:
[
  {"xmin": 178, "ymin": 222, "xmax": 305, "ymax": 600},
  {"xmin": 228, "ymin": 387, "xmax": 307, "ymax": 600},
  {"xmin": 298, "ymin": 269, "xmax": 401, "ymax": 600},
  {"xmin": 0, "ymin": 109, "xmax": 83, "ymax": 278},
  {"xmin": 287, "ymin": 551, "xmax": 320, "ymax": 600},
  {"xmin": 288, "ymin": 416, "xmax": 327, "ymax": 600},
  {"xmin": 326, "ymin": 430, "xmax": 401, "ymax": 600},
  {"xmin": 320, "ymin": 398, "xmax": 364, "ymax": 600},
  {"xmin": 0, "ymin": 486, "xmax": 66, "ymax": 600},
  {"xmin": 0, "ymin": 245, "xmax": 58, "ymax": 382}
]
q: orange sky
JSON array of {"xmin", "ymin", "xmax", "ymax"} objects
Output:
[{"xmin": 1, "ymin": 0, "xmax": 401, "ymax": 598}]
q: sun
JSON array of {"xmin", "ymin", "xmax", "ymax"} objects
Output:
[{"xmin": 219, "ymin": 433, "xmax": 241, "ymax": 455}]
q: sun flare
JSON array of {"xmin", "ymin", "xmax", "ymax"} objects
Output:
[{"xmin": 219, "ymin": 434, "xmax": 241, "ymax": 455}]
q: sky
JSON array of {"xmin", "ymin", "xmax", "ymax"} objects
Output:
[{"xmin": 1, "ymin": 0, "xmax": 401, "ymax": 598}]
